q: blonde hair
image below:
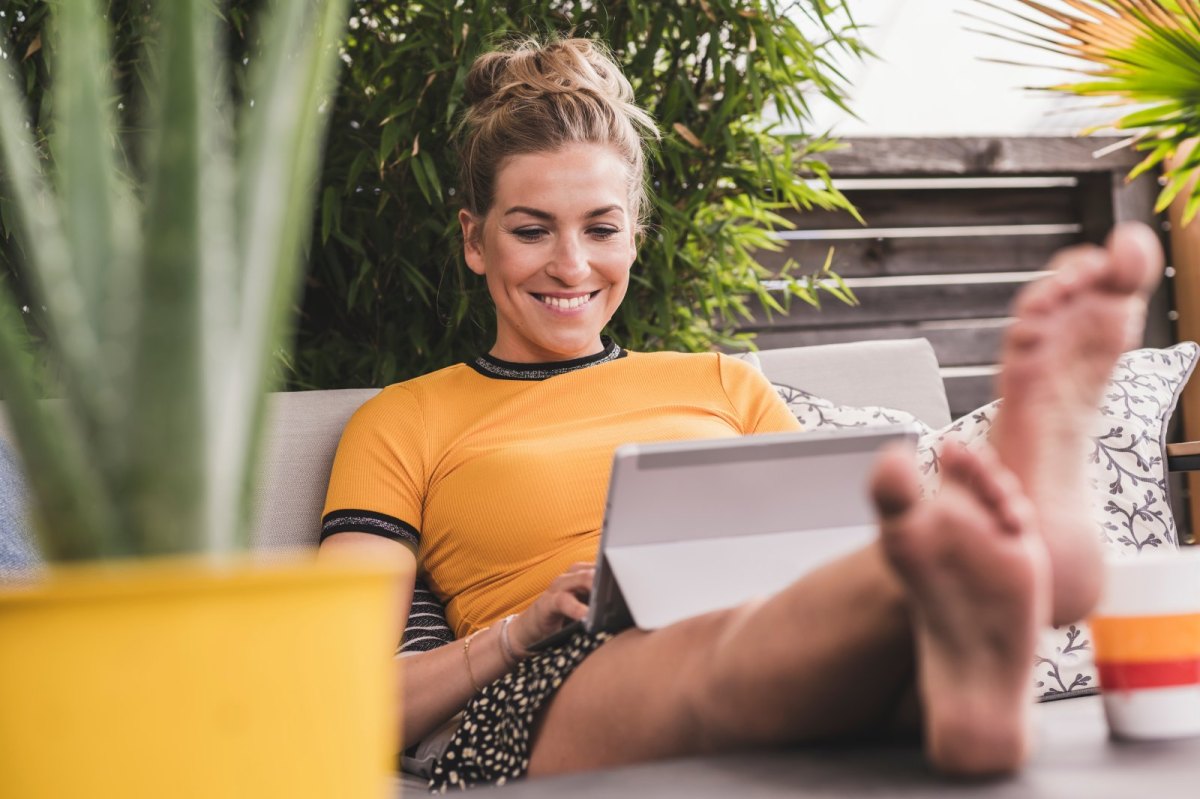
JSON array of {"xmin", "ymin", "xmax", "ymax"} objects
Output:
[{"xmin": 456, "ymin": 37, "xmax": 659, "ymax": 230}]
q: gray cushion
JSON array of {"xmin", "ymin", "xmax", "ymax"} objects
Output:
[
  {"xmin": 754, "ymin": 339, "xmax": 951, "ymax": 428},
  {"xmin": 0, "ymin": 439, "xmax": 37, "ymax": 574},
  {"xmin": 251, "ymin": 388, "xmax": 380, "ymax": 550}
]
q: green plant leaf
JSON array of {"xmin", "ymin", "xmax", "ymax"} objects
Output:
[{"xmin": 225, "ymin": 0, "xmax": 350, "ymax": 549}]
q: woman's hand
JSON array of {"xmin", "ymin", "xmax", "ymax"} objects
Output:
[{"xmin": 510, "ymin": 562, "xmax": 594, "ymax": 654}]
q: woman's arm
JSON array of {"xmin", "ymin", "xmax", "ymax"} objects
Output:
[
  {"xmin": 319, "ymin": 532, "xmax": 595, "ymax": 743},
  {"xmin": 318, "ymin": 532, "xmax": 595, "ymax": 746},
  {"xmin": 318, "ymin": 532, "xmax": 476, "ymax": 744}
]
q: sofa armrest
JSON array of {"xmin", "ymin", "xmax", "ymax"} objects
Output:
[{"xmin": 1167, "ymin": 441, "xmax": 1200, "ymax": 473}]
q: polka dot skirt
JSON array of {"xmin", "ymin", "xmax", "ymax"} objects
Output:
[{"xmin": 428, "ymin": 629, "xmax": 612, "ymax": 793}]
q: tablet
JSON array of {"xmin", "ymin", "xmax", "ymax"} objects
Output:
[{"xmin": 583, "ymin": 423, "xmax": 921, "ymax": 635}]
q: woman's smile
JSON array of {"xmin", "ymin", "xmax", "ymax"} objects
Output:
[{"xmin": 532, "ymin": 290, "xmax": 601, "ymax": 313}]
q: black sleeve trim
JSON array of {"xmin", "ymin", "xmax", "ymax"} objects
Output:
[{"xmin": 320, "ymin": 509, "xmax": 420, "ymax": 550}]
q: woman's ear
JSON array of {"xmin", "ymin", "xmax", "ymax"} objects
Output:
[{"xmin": 459, "ymin": 209, "xmax": 486, "ymax": 276}]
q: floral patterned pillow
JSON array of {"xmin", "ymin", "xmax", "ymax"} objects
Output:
[{"xmin": 774, "ymin": 342, "xmax": 1200, "ymax": 702}]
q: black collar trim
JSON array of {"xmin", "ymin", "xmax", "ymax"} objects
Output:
[{"xmin": 469, "ymin": 338, "xmax": 626, "ymax": 381}]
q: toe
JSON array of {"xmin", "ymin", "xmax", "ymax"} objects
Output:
[
  {"xmin": 959, "ymin": 445, "xmax": 1029, "ymax": 535},
  {"xmin": 1104, "ymin": 221, "xmax": 1164, "ymax": 296},
  {"xmin": 870, "ymin": 442, "xmax": 922, "ymax": 520},
  {"xmin": 1014, "ymin": 245, "xmax": 1102, "ymax": 317}
]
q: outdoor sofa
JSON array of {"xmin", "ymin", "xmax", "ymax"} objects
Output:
[
  {"xmin": 238, "ymin": 336, "xmax": 1200, "ymax": 797},
  {"xmin": 5, "ymin": 337, "xmax": 1200, "ymax": 795}
]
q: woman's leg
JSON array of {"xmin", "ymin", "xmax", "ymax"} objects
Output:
[
  {"xmin": 528, "ymin": 541, "xmax": 913, "ymax": 773},
  {"xmin": 528, "ymin": 440, "xmax": 1041, "ymax": 776},
  {"xmin": 527, "ymin": 222, "xmax": 1164, "ymax": 778}
]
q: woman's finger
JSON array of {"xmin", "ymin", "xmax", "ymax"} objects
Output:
[{"xmin": 555, "ymin": 591, "xmax": 589, "ymax": 621}]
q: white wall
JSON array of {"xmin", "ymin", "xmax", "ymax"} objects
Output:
[{"xmin": 800, "ymin": 0, "xmax": 1116, "ymax": 137}]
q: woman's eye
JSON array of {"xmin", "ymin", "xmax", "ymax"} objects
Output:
[
  {"xmin": 590, "ymin": 227, "xmax": 620, "ymax": 240},
  {"xmin": 514, "ymin": 228, "xmax": 546, "ymax": 242}
]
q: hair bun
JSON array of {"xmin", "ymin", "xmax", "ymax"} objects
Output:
[
  {"xmin": 456, "ymin": 36, "xmax": 658, "ymax": 224},
  {"xmin": 463, "ymin": 50, "xmax": 512, "ymax": 108},
  {"xmin": 465, "ymin": 38, "xmax": 633, "ymax": 110}
]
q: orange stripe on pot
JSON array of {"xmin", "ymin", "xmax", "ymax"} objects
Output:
[
  {"xmin": 1090, "ymin": 614, "xmax": 1200, "ymax": 661},
  {"xmin": 1098, "ymin": 658, "xmax": 1200, "ymax": 691}
]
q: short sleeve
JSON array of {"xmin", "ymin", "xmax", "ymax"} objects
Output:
[
  {"xmin": 321, "ymin": 385, "xmax": 426, "ymax": 553},
  {"xmin": 717, "ymin": 353, "xmax": 803, "ymax": 435}
]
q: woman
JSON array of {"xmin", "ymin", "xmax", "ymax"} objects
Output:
[{"xmin": 319, "ymin": 37, "xmax": 1162, "ymax": 792}]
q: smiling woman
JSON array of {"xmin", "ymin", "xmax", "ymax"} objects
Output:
[
  {"xmin": 313, "ymin": 35, "xmax": 1150, "ymax": 795},
  {"xmin": 453, "ymin": 37, "xmax": 656, "ymax": 365}
]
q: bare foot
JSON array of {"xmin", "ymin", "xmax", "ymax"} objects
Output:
[
  {"xmin": 872, "ymin": 441, "xmax": 1049, "ymax": 776},
  {"xmin": 990, "ymin": 221, "xmax": 1164, "ymax": 625}
]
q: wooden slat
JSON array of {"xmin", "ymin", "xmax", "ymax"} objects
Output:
[
  {"xmin": 1167, "ymin": 441, "xmax": 1200, "ymax": 458},
  {"xmin": 783, "ymin": 185, "xmax": 1081, "ymax": 230},
  {"xmin": 819, "ymin": 136, "xmax": 1143, "ymax": 176},
  {"xmin": 743, "ymin": 276, "xmax": 1029, "ymax": 328},
  {"xmin": 757, "ymin": 232, "xmax": 1080, "ymax": 277},
  {"xmin": 747, "ymin": 319, "xmax": 1008, "ymax": 369}
]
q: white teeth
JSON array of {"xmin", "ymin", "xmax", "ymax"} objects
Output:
[{"xmin": 539, "ymin": 293, "xmax": 592, "ymax": 310}]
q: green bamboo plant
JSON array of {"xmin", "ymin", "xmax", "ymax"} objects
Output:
[
  {"xmin": 0, "ymin": 0, "xmax": 348, "ymax": 561},
  {"xmin": 969, "ymin": 0, "xmax": 1200, "ymax": 221}
]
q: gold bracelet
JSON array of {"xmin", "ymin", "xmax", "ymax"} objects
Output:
[{"xmin": 462, "ymin": 629, "xmax": 485, "ymax": 693}]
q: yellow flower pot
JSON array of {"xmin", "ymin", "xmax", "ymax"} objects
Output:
[{"xmin": 0, "ymin": 554, "xmax": 404, "ymax": 798}]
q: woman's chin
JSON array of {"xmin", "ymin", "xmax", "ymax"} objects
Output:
[{"xmin": 496, "ymin": 335, "xmax": 605, "ymax": 363}]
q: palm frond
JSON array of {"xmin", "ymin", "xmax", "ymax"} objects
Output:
[{"xmin": 975, "ymin": 0, "xmax": 1200, "ymax": 222}]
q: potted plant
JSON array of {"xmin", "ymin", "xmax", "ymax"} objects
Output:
[{"xmin": 0, "ymin": 1, "xmax": 403, "ymax": 796}]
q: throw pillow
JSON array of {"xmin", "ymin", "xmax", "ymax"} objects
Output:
[{"xmin": 773, "ymin": 342, "xmax": 1200, "ymax": 702}]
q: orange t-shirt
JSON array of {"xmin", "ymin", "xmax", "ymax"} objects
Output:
[{"xmin": 322, "ymin": 345, "xmax": 801, "ymax": 637}]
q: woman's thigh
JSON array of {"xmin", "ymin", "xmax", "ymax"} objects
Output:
[{"xmin": 527, "ymin": 541, "xmax": 915, "ymax": 776}]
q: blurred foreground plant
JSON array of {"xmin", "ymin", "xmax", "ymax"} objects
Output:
[
  {"xmin": 971, "ymin": 0, "xmax": 1200, "ymax": 221},
  {"xmin": 0, "ymin": 0, "xmax": 348, "ymax": 560}
]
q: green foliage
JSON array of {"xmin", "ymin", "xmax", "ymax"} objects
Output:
[
  {"xmin": 973, "ymin": 1, "xmax": 1200, "ymax": 222},
  {"xmin": 0, "ymin": 0, "xmax": 348, "ymax": 560},
  {"xmin": 297, "ymin": 0, "xmax": 866, "ymax": 387},
  {"xmin": 2, "ymin": 0, "xmax": 866, "ymax": 392}
]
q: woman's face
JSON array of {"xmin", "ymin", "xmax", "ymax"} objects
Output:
[{"xmin": 460, "ymin": 142, "xmax": 637, "ymax": 363}]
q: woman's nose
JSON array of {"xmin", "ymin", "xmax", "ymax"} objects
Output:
[{"xmin": 546, "ymin": 235, "xmax": 589, "ymax": 283}]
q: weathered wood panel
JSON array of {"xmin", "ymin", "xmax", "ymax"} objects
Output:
[
  {"xmin": 783, "ymin": 185, "xmax": 1080, "ymax": 230},
  {"xmin": 750, "ymin": 319, "xmax": 1008, "ymax": 369},
  {"xmin": 819, "ymin": 137, "xmax": 1142, "ymax": 176},
  {"xmin": 744, "ymin": 277, "xmax": 1031, "ymax": 328},
  {"xmin": 757, "ymin": 232, "xmax": 1080, "ymax": 277},
  {"xmin": 742, "ymin": 136, "xmax": 1171, "ymax": 425}
]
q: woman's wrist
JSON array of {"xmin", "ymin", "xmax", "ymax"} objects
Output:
[{"xmin": 500, "ymin": 614, "xmax": 529, "ymax": 663}]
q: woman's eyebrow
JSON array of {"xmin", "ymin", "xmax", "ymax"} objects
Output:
[
  {"xmin": 504, "ymin": 205, "xmax": 553, "ymax": 220},
  {"xmin": 502, "ymin": 205, "xmax": 623, "ymax": 220},
  {"xmin": 585, "ymin": 205, "xmax": 623, "ymax": 219}
]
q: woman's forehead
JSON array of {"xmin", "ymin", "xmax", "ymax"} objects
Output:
[{"xmin": 492, "ymin": 144, "xmax": 631, "ymax": 215}]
